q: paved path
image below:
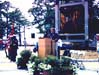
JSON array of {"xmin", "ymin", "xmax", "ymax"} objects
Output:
[
  {"xmin": 0, "ymin": 50, "xmax": 29, "ymax": 75},
  {"xmin": 77, "ymin": 70, "xmax": 99, "ymax": 75},
  {"xmin": 0, "ymin": 47, "xmax": 99, "ymax": 75},
  {"xmin": 74, "ymin": 58, "xmax": 99, "ymax": 75},
  {"xmin": 77, "ymin": 61, "xmax": 99, "ymax": 75}
]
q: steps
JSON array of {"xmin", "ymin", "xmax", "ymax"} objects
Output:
[
  {"xmin": 71, "ymin": 50, "xmax": 99, "ymax": 59},
  {"xmin": 60, "ymin": 50, "xmax": 99, "ymax": 59},
  {"xmin": 84, "ymin": 51, "xmax": 98, "ymax": 59}
]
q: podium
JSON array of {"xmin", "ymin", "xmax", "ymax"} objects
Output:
[{"xmin": 38, "ymin": 38, "xmax": 55, "ymax": 58}]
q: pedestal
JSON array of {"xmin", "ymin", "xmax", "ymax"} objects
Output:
[{"xmin": 38, "ymin": 38, "xmax": 55, "ymax": 58}]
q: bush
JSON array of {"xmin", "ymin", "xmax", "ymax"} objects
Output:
[
  {"xmin": 27, "ymin": 55, "xmax": 77, "ymax": 75},
  {"xmin": 45, "ymin": 55, "xmax": 60, "ymax": 68},
  {"xmin": 16, "ymin": 50, "xmax": 32, "ymax": 69},
  {"xmin": 20, "ymin": 50, "xmax": 32, "ymax": 59},
  {"xmin": 61, "ymin": 56, "xmax": 71, "ymax": 67},
  {"xmin": 29, "ymin": 55, "xmax": 39, "ymax": 63}
]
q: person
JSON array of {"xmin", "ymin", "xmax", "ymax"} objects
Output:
[
  {"xmin": 44, "ymin": 27, "xmax": 60, "ymax": 57},
  {"xmin": 0, "ymin": 39, "xmax": 3, "ymax": 50},
  {"xmin": 44, "ymin": 29, "xmax": 50, "ymax": 38},
  {"xmin": 9, "ymin": 35, "xmax": 18, "ymax": 62},
  {"xmin": 44, "ymin": 27, "xmax": 59, "ymax": 42},
  {"xmin": 33, "ymin": 42, "xmax": 38, "ymax": 52},
  {"xmin": 33, "ymin": 27, "xmax": 60, "ymax": 55}
]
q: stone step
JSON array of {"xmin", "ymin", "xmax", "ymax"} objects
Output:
[{"xmin": 60, "ymin": 50, "xmax": 99, "ymax": 59}]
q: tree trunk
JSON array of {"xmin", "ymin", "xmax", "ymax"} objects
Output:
[{"xmin": 19, "ymin": 24, "xmax": 21, "ymax": 45}]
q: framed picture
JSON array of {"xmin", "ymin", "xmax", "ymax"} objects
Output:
[{"xmin": 60, "ymin": 4, "xmax": 84, "ymax": 33}]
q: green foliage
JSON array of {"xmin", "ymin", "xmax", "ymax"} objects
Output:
[
  {"xmin": 16, "ymin": 57, "xmax": 27, "ymax": 69},
  {"xmin": 16, "ymin": 50, "xmax": 32, "ymax": 69},
  {"xmin": 45, "ymin": 55, "xmax": 60, "ymax": 68},
  {"xmin": 0, "ymin": 1, "xmax": 30, "ymax": 38},
  {"xmin": 29, "ymin": 55, "xmax": 39, "ymax": 63},
  {"xmin": 28, "ymin": 0, "xmax": 55, "ymax": 33},
  {"xmin": 8, "ymin": 8, "xmax": 30, "ymax": 35},
  {"xmin": 0, "ymin": 1, "xmax": 10, "ymax": 38},
  {"xmin": 61, "ymin": 56, "xmax": 71, "ymax": 67},
  {"xmin": 9, "ymin": 8, "xmax": 29, "ymax": 26},
  {"xmin": 28, "ymin": 0, "xmax": 99, "ymax": 34},
  {"xmin": 20, "ymin": 50, "xmax": 32, "ymax": 59},
  {"xmin": 27, "ymin": 55, "xmax": 77, "ymax": 75}
]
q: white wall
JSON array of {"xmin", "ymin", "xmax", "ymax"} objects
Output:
[{"xmin": 21, "ymin": 26, "xmax": 44, "ymax": 45}]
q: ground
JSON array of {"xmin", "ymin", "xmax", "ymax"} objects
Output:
[{"xmin": 0, "ymin": 46, "xmax": 99, "ymax": 75}]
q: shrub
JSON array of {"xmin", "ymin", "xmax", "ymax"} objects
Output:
[
  {"xmin": 16, "ymin": 50, "xmax": 32, "ymax": 69},
  {"xmin": 61, "ymin": 56, "xmax": 71, "ymax": 67},
  {"xmin": 29, "ymin": 55, "xmax": 39, "ymax": 63},
  {"xmin": 20, "ymin": 50, "xmax": 32, "ymax": 59},
  {"xmin": 27, "ymin": 55, "xmax": 77, "ymax": 75},
  {"xmin": 45, "ymin": 55, "xmax": 60, "ymax": 68}
]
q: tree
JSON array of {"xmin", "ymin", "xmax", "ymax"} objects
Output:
[
  {"xmin": 0, "ymin": 1, "xmax": 30, "ymax": 45},
  {"xmin": 86, "ymin": 0, "xmax": 99, "ymax": 38},
  {"xmin": 8, "ymin": 8, "xmax": 29, "ymax": 33},
  {"xmin": 28, "ymin": 0, "xmax": 55, "ymax": 33},
  {"xmin": 8, "ymin": 8, "xmax": 30, "ymax": 45},
  {"xmin": 0, "ymin": 1, "xmax": 10, "ymax": 38},
  {"xmin": 29, "ymin": 0, "xmax": 99, "ymax": 38}
]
